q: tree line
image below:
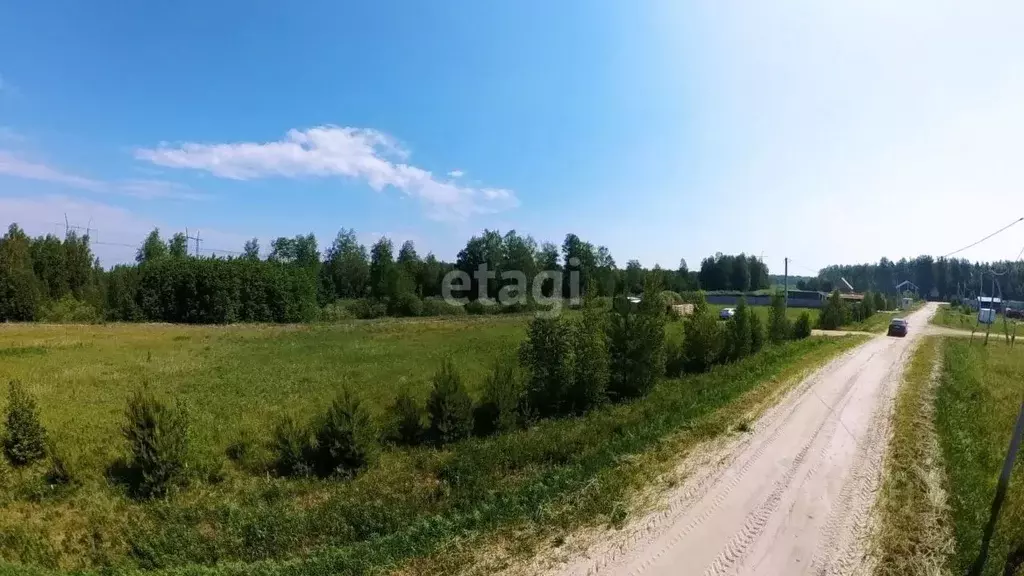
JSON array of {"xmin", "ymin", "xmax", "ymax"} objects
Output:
[
  {"xmin": 808, "ymin": 255, "xmax": 1024, "ymax": 301},
  {"xmin": 0, "ymin": 221, "xmax": 774, "ymax": 323}
]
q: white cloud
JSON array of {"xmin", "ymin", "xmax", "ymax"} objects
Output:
[
  {"xmin": 0, "ymin": 151, "xmax": 105, "ymax": 191},
  {"xmin": 0, "ymin": 150, "xmax": 202, "ymax": 201},
  {"xmin": 448, "ymin": 169, "xmax": 464, "ymax": 178},
  {"xmin": 134, "ymin": 126, "xmax": 518, "ymax": 220}
]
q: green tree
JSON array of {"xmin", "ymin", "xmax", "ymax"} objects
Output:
[
  {"xmin": 323, "ymin": 229, "xmax": 370, "ymax": 298},
  {"xmin": 427, "ymin": 358, "xmax": 474, "ymax": 445},
  {"xmin": 136, "ymin": 228, "xmax": 168, "ymax": 264},
  {"xmin": 3, "ymin": 381, "xmax": 47, "ymax": 466},
  {"xmin": 369, "ymin": 237, "xmax": 396, "ymax": 299},
  {"xmin": 606, "ymin": 276, "xmax": 667, "ymax": 400},
  {"xmin": 312, "ymin": 389, "xmax": 378, "ymax": 478},
  {"xmin": 242, "ymin": 238, "xmax": 260, "ymax": 260},
  {"xmin": 168, "ymin": 232, "xmax": 189, "ymax": 258},
  {"xmin": 767, "ymin": 292, "xmax": 791, "ymax": 342},
  {"xmin": 818, "ymin": 290, "xmax": 850, "ymax": 330},
  {"xmin": 0, "ymin": 224, "xmax": 40, "ymax": 321},
  {"xmin": 726, "ymin": 298, "xmax": 753, "ymax": 361}
]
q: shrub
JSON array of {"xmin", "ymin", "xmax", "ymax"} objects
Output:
[
  {"xmin": 386, "ymin": 391, "xmax": 425, "ymax": 446},
  {"xmin": 346, "ymin": 298, "xmax": 388, "ymax": 319},
  {"xmin": 793, "ymin": 311, "xmax": 812, "ymax": 339},
  {"xmin": 660, "ymin": 290, "xmax": 683, "ymax": 306},
  {"xmin": 681, "ymin": 290, "xmax": 709, "ymax": 317},
  {"xmin": 862, "ymin": 291, "xmax": 876, "ymax": 317},
  {"xmin": 683, "ymin": 310, "xmax": 724, "ymax": 372},
  {"xmin": 519, "ymin": 316, "xmax": 575, "ymax": 418},
  {"xmin": 427, "ymin": 358, "xmax": 474, "ymax": 445},
  {"xmin": 311, "ymin": 389, "xmax": 378, "ymax": 479},
  {"xmin": 388, "ymin": 292, "xmax": 423, "ymax": 317},
  {"xmin": 37, "ymin": 296, "xmax": 101, "ymax": 323},
  {"xmin": 319, "ymin": 302, "xmax": 353, "ymax": 322},
  {"xmin": 750, "ymin": 311, "xmax": 765, "ymax": 353},
  {"xmin": 122, "ymin": 390, "xmax": 189, "ymax": 499},
  {"xmin": 724, "ymin": 298, "xmax": 753, "ymax": 361},
  {"xmin": 767, "ymin": 292, "xmax": 791, "ymax": 342},
  {"xmin": 818, "ymin": 290, "xmax": 850, "ymax": 330},
  {"xmin": 606, "ymin": 277, "xmax": 667, "ymax": 400},
  {"xmin": 474, "ymin": 356, "xmax": 525, "ymax": 436},
  {"xmin": 421, "ymin": 297, "xmax": 467, "ymax": 316},
  {"xmin": 566, "ymin": 307, "xmax": 610, "ymax": 413},
  {"xmin": 271, "ymin": 416, "xmax": 314, "ymax": 477},
  {"xmin": 3, "ymin": 381, "xmax": 47, "ymax": 466},
  {"xmin": 664, "ymin": 333, "xmax": 687, "ymax": 378}
]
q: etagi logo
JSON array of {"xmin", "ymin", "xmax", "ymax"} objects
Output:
[{"xmin": 440, "ymin": 258, "xmax": 583, "ymax": 317}]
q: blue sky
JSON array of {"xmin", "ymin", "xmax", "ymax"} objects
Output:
[{"xmin": 2, "ymin": 1, "xmax": 1024, "ymax": 275}]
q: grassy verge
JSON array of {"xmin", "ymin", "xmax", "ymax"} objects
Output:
[
  {"xmin": 0, "ymin": 319, "xmax": 866, "ymax": 575},
  {"xmin": 931, "ymin": 305, "xmax": 1021, "ymax": 335},
  {"xmin": 872, "ymin": 336, "xmax": 953, "ymax": 575},
  {"xmin": 935, "ymin": 339, "xmax": 1024, "ymax": 576}
]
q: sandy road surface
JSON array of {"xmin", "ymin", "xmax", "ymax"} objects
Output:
[{"xmin": 555, "ymin": 302, "xmax": 941, "ymax": 576}]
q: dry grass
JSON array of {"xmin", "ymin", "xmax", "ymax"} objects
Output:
[{"xmin": 872, "ymin": 336, "xmax": 954, "ymax": 576}]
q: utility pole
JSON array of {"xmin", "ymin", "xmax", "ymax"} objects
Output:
[{"xmin": 784, "ymin": 257, "xmax": 789, "ymax": 310}]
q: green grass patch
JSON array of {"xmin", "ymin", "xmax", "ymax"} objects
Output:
[
  {"xmin": 873, "ymin": 336, "xmax": 952, "ymax": 576},
  {"xmin": 935, "ymin": 338, "xmax": 1024, "ymax": 575},
  {"xmin": 0, "ymin": 319, "xmax": 864, "ymax": 575},
  {"xmin": 707, "ymin": 304, "xmax": 818, "ymax": 325}
]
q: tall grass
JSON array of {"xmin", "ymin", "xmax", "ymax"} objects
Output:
[
  {"xmin": 935, "ymin": 339, "xmax": 1024, "ymax": 575},
  {"xmin": 0, "ymin": 319, "xmax": 864, "ymax": 575}
]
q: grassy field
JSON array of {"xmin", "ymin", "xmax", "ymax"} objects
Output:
[
  {"xmin": 931, "ymin": 305, "xmax": 1022, "ymax": 335},
  {"xmin": 935, "ymin": 338, "xmax": 1024, "ymax": 576},
  {"xmin": 707, "ymin": 303, "xmax": 819, "ymax": 325},
  {"xmin": 872, "ymin": 336, "xmax": 952, "ymax": 576},
  {"xmin": 0, "ymin": 317, "xmax": 865, "ymax": 575}
]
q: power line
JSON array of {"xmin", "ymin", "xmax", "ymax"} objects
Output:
[{"xmin": 941, "ymin": 216, "xmax": 1024, "ymax": 258}]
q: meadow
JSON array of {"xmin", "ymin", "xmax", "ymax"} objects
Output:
[
  {"xmin": 931, "ymin": 304, "xmax": 1021, "ymax": 335},
  {"xmin": 935, "ymin": 338, "xmax": 1024, "ymax": 576},
  {"xmin": 0, "ymin": 315, "xmax": 864, "ymax": 575}
]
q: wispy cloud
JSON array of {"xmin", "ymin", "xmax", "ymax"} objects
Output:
[
  {"xmin": 0, "ymin": 151, "xmax": 105, "ymax": 191},
  {"xmin": 134, "ymin": 126, "xmax": 518, "ymax": 220},
  {"xmin": 119, "ymin": 179, "xmax": 207, "ymax": 200},
  {"xmin": 448, "ymin": 169, "xmax": 464, "ymax": 178},
  {"xmin": 0, "ymin": 150, "xmax": 202, "ymax": 200}
]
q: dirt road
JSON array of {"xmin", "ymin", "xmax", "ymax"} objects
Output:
[{"xmin": 555, "ymin": 302, "xmax": 941, "ymax": 576}]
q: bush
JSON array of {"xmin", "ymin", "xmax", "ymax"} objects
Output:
[
  {"xmin": 37, "ymin": 296, "xmax": 101, "ymax": 323},
  {"xmin": 818, "ymin": 290, "xmax": 850, "ymax": 330},
  {"xmin": 664, "ymin": 333, "xmax": 687, "ymax": 378},
  {"xmin": 464, "ymin": 299, "xmax": 499, "ymax": 315},
  {"xmin": 346, "ymin": 298, "xmax": 388, "ymax": 319},
  {"xmin": 862, "ymin": 291, "xmax": 876, "ymax": 317},
  {"xmin": 519, "ymin": 316, "xmax": 575, "ymax": 418},
  {"xmin": 874, "ymin": 291, "xmax": 887, "ymax": 312},
  {"xmin": 271, "ymin": 416, "xmax": 314, "ymax": 477},
  {"xmin": 311, "ymin": 389, "xmax": 378, "ymax": 479},
  {"xmin": 793, "ymin": 311, "xmax": 812, "ymax": 339},
  {"xmin": 683, "ymin": 310, "xmax": 724, "ymax": 372},
  {"xmin": 122, "ymin": 390, "xmax": 189, "ymax": 499},
  {"xmin": 388, "ymin": 292, "xmax": 423, "ymax": 317},
  {"xmin": 566, "ymin": 306, "xmax": 610, "ymax": 413},
  {"xmin": 724, "ymin": 298, "xmax": 753, "ymax": 361},
  {"xmin": 767, "ymin": 292, "xmax": 791, "ymax": 342},
  {"xmin": 319, "ymin": 302, "xmax": 353, "ymax": 322},
  {"xmin": 750, "ymin": 311, "xmax": 765, "ymax": 353},
  {"xmin": 421, "ymin": 297, "xmax": 467, "ymax": 316},
  {"xmin": 606, "ymin": 277, "xmax": 667, "ymax": 400},
  {"xmin": 386, "ymin": 391, "xmax": 425, "ymax": 446},
  {"xmin": 3, "ymin": 381, "xmax": 47, "ymax": 466},
  {"xmin": 474, "ymin": 356, "xmax": 525, "ymax": 436},
  {"xmin": 681, "ymin": 290, "xmax": 709, "ymax": 317},
  {"xmin": 660, "ymin": 290, "xmax": 683, "ymax": 306},
  {"xmin": 427, "ymin": 358, "xmax": 474, "ymax": 445}
]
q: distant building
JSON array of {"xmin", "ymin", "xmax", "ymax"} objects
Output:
[{"xmin": 966, "ymin": 296, "xmax": 1003, "ymax": 311}]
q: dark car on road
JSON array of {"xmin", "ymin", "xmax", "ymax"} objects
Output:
[{"xmin": 887, "ymin": 318, "xmax": 908, "ymax": 337}]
